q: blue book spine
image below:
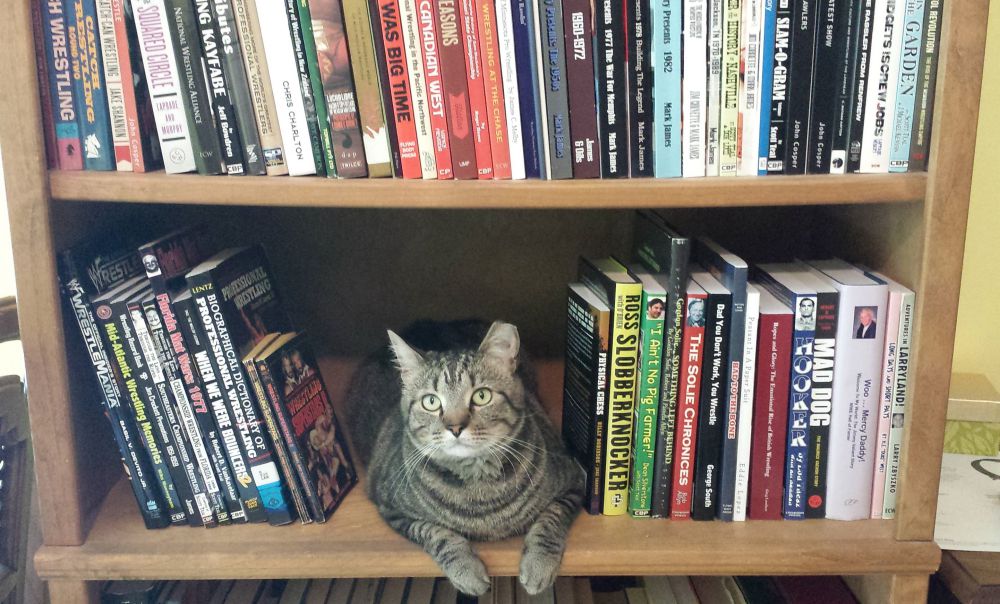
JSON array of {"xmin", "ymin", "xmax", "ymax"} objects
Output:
[
  {"xmin": 514, "ymin": 0, "xmax": 543, "ymax": 178},
  {"xmin": 783, "ymin": 307, "xmax": 814, "ymax": 519},
  {"xmin": 889, "ymin": 0, "xmax": 925, "ymax": 172},
  {"xmin": 71, "ymin": 0, "xmax": 115, "ymax": 170},
  {"xmin": 42, "ymin": 0, "xmax": 85, "ymax": 170},
  {"xmin": 653, "ymin": 0, "xmax": 682, "ymax": 177},
  {"xmin": 756, "ymin": 0, "xmax": 777, "ymax": 175}
]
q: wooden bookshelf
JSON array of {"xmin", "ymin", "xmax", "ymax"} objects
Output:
[{"xmin": 0, "ymin": 0, "xmax": 990, "ymax": 602}]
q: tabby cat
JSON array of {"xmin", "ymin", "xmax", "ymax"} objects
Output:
[{"xmin": 346, "ymin": 320, "xmax": 584, "ymax": 595}]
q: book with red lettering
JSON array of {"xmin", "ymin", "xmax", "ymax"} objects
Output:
[
  {"xmin": 458, "ymin": 0, "xmax": 493, "ymax": 177},
  {"xmin": 669, "ymin": 281, "xmax": 708, "ymax": 520},
  {"xmin": 373, "ymin": 0, "xmax": 423, "ymax": 178},
  {"xmin": 747, "ymin": 286, "xmax": 792, "ymax": 520},
  {"xmin": 417, "ymin": 0, "xmax": 454, "ymax": 177},
  {"xmin": 474, "ymin": 0, "xmax": 510, "ymax": 178},
  {"xmin": 433, "ymin": 0, "xmax": 478, "ymax": 178}
]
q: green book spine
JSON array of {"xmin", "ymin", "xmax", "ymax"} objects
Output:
[
  {"xmin": 628, "ymin": 290, "xmax": 666, "ymax": 517},
  {"xmin": 293, "ymin": 0, "xmax": 338, "ymax": 175}
]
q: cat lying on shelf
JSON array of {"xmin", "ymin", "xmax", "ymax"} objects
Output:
[{"xmin": 346, "ymin": 320, "xmax": 584, "ymax": 596}]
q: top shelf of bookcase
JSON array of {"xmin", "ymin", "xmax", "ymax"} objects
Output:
[{"xmin": 47, "ymin": 171, "xmax": 927, "ymax": 209}]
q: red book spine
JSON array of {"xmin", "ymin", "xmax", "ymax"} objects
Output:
[
  {"xmin": 31, "ymin": 0, "xmax": 59, "ymax": 169},
  {"xmin": 377, "ymin": 0, "xmax": 423, "ymax": 178},
  {"xmin": 110, "ymin": 0, "xmax": 147, "ymax": 171},
  {"xmin": 473, "ymin": 0, "xmax": 509, "ymax": 178},
  {"xmin": 670, "ymin": 291, "xmax": 707, "ymax": 519},
  {"xmin": 459, "ymin": 0, "xmax": 493, "ymax": 177},
  {"xmin": 433, "ymin": 0, "xmax": 477, "ymax": 179},
  {"xmin": 417, "ymin": 0, "xmax": 454, "ymax": 178},
  {"xmin": 748, "ymin": 312, "xmax": 792, "ymax": 520}
]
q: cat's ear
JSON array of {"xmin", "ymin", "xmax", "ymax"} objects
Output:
[
  {"xmin": 388, "ymin": 330, "xmax": 424, "ymax": 383},
  {"xmin": 478, "ymin": 321, "xmax": 519, "ymax": 373}
]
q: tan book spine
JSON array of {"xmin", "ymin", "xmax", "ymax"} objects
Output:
[{"xmin": 341, "ymin": 0, "xmax": 393, "ymax": 177}]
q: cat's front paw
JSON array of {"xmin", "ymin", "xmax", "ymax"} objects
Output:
[
  {"xmin": 443, "ymin": 552, "xmax": 491, "ymax": 596},
  {"xmin": 519, "ymin": 549, "xmax": 561, "ymax": 595}
]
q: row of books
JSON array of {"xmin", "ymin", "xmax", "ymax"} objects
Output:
[
  {"xmin": 59, "ymin": 226, "xmax": 356, "ymax": 529},
  {"xmin": 562, "ymin": 211, "xmax": 914, "ymax": 521},
  {"xmin": 33, "ymin": 0, "xmax": 942, "ymax": 178}
]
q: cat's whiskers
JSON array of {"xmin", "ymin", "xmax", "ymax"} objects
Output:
[{"xmin": 491, "ymin": 441, "xmax": 537, "ymax": 489}]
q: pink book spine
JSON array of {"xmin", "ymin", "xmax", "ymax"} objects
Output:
[{"xmin": 870, "ymin": 290, "xmax": 902, "ymax": 518}]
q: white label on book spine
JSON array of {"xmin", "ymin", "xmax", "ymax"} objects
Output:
[
  {"xmin": 683, "ymin": 0, "xmax": 707, "ymax": 177},
  {"xmin": 733, "ymin": 286, "xmax": 760, "ymax": 521},
  {"xmin": 399, "ymin": 0, "xmax": 439, "ymax": 178},
  {"xmin": 495, "ymin": 0, "xmax": 525, "ymax": 179},
  {"xmin": 255, "ymin": 0, "xmax": 316, "ymax": 176},
  {"xmin": 706, "ymin": 0, "xmax": 723, "ymax": 177},
  {"xmin": 132, "ymin": 0, "xmax": 196, "ymax": 173},
  {"xmin": 859, "ymin": 0, "xmax": 905, "ymax": 173},
  {"xmin": 95, "ymin": 0, "xmax": 131, "ymax": 170}
]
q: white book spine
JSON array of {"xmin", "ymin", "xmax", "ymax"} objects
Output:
[
  {"xmin": 882, "ymin": 290, "xmax": 914, "ymax": 518},
  {"xmin": 255, "ymin": 0, "xmax": 316, "ymax": 175},
  {"xmin": 733, "ymin": 286, "xmax": 760, "ymax": 521},
  {"xmin": 706, "ymin": 0, "xmax": 723, "ymax": 176},
  {"xmin": 132, "ymin": 0, "xmax": 197, "ymax": 173},
  {"xmin": 532, "ymin": 0, "xmax": 552, "ymax": 178},
  {"xmin": 859, "ymin": 0, "xmax": 906, "ymax": 172},
  {"xmin": 95, "ymin": 0, "xmax": 131, "ymax": 171},
  {"xmin": 495, "ymin": 0, "xmax": 525, "ymax": 179},
  {"xmin": 399, "ymin": 0, "xmax": 438, "ymax": 178},
  {"xmin": 682, "ymin": 0, "xmax": 708, "ymax": 177},
  {"xmin": 825, "ymin": 283, "xmax": 888, "ymax": 520},
  {"xmin": 737, "ymin": 0, "xmax": 762, "ymax": 176},
  {"xmin": 870, "ymin": 289, "xmax": 902, "ymax": 518}
]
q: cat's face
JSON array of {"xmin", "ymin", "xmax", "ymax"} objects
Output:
[{"xmin": 389, "ymin": 322, "xmax": 526, "ymax": 459}]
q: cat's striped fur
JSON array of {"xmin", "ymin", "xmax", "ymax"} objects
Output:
[{"xmin": 346, "ymin": 321, "xmax": 584, "ymax": 595}]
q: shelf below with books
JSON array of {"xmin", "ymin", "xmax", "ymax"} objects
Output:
[
  {"xmin": 47, "ymin": 171, "xmax": 928, "ymax": 209},
  {"xmin": 34, "ymin": 356, "xmax": 941, "ymax": 582}
]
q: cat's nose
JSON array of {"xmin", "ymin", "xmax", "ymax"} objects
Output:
[{"xmin": 446, "ymin": 424, "xmax": 465, "ymax": 437}]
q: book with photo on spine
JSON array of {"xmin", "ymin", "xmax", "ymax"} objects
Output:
[
  {"xmin": 341, "ymin": 0, "xmax": 393, "ymax": 177},
  {"xmin": 291, "ymin": 0, "xmax": 339, "ymax": 177}
]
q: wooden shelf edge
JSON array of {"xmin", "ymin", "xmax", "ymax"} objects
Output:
[{"xmin": 48, "ymin": 171, "xmax": 927, "ymax": 209}]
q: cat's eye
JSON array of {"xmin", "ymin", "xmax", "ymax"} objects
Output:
[
  {"xmin": 471, "ymin": 388, "xmax": 493, "ymax": 406},
  {"xmin": 420, "ymin": 394, "xmax": 442, "ymax": 413}
]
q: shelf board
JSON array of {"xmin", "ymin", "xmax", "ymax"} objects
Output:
[{"xmin": 48, "ymin": 170, "xmax": 927, "ymax": 208}]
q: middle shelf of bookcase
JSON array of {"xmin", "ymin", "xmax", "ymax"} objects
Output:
[{"xmin": 33, "ymin": 357, "xmax": 941, "ymax": 582}]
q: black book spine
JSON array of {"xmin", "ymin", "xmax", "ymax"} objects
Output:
[
  {"xmin": 845, "ymin": 0, "xmax": 875, "ymax": 172},
  {"xmin": 907, "ymin": 0, "xmax": 941, "ymax": 171},
  {"xmin": 366, "ymin": 0, "xmax": 404, "ymax": 176},
  {"xmin": 174, "ymin": 295, "xmax": 250, "ymax": 522},
  {"xmin": 58, "ymin": 267, "xmax": 169, "ymax": 529},
  {"xmin": 691, "ymin": 290, "xmax": 731, "ymax": 520},
  {"xmin": 806, "ymin": 0, "xmax": 851, "ymax": 172},
  {"xmin": 596, "ymin": 0, "xmax": 629, "ymax": 177},
  {"xmin": 783, "ymin": 0, "xmax": 818, "ymax": 174},
  {"xmin": 539, "ymin": 0, "xmax": 574, "ymax": 179},
  {"xmin": 766, "ymin": 0, "xmax": 792, "ymax": 173},
  {"xmin": 804, "ymin": 290, "xmax": 838, "ymax": 518},
  {"xmin": 829, "ymin": 0, "xmax": 861, "ymax": 173},
  {"xmin": 628, "ymin": 0, "xmax": 652, "ymax": 176},
  {"xmin": 166, "ymin": 0, "xmax": 225, "ymax": 174}
]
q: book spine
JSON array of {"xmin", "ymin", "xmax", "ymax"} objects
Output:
[
  {"xmin": 193, "ymin": 0, "xmax": 248, "ymax": 174},
  {"xmin": 747, "ymin": 311, "xmax": 791, "ymax": 520},
  {"xmin": 602, "ymin": 283, "xmax": 643, "ymax": 515},
  {"xmin": 706, "ymin": 0, "xmax": 723, "ymax": 176},
  {"xmin": 682, "ymin": 0, "xmax": 707, "ymax": 178},
  {"xmin": 907, "ymin": 0, "xmax": 940, "ymax": 171},
  {"xmin": 374, "ymin": 0, "xmax": 423, "ymax": 177},
  {"xmin": 419, "ymin": 0, "xmax": 456, "ymax": 178},
  {"xmin": 41, "ymin": 0, "xmax": 86, "ymax": 170},
  {"xmin": 628, "ymin": 292, "xmax": 665, "ymax": 517},
  {"xmin": 476, "ymin": 0, "xmax": 511, "ymax": 178},
  {"xmin": 166, "ymin": 0, "xmax": 226, "ymax": 174},
  {"xmin": 255, "ymin": 0, "xmax": 318, "ymax": 175},
  {"xmin": 870, "ymin": 290, "xmax": 901, "ymax": 518},
  {"xmin": 342, "ymin": 0, "xmax": 394, "ymax": 177},
  {"xmin": 597, "ymin": 0, "xmax": 629, "ymax": 177},
  {"xmin": 783, "ymin": 299, "xmax": 813, "ymax": 519},
  {"xmin": 719, "ymin": 0, "xmax": 740, "ymax": 176},
  {"xmin": 257, "ymin": 359, "xmax": 329, "ymax": 521},
  {"xmin": 882, "ymin": 291, "xmax": 913, "ymax": 518},
  {"xmin": 513, "ymin": 0, "xmax": 543, "ymax": 178},
  {"xmin": 716, "ymin": 283, "xmax": 747, "ymax": 522},
  {"xmin": 732, "ymin": 288, "xmax": 760, "ymax": 521},
  {"xmin": 764, "ymin": 0, "xmax": 790, "ymax": 174},
  {"xmin": 95, "ymin": 0, "xmax": 131, "ymax": 169},
  {"xmin": 755, "ymin": 0, "xmax": 776, "ymax": 175},
  {"xmin": 365, "ymin": 0, "xmax": 404, "ymax": 176},
  {"xmin": 829, "ymin": 0, "xmax": 861, "ymax": 173},
  {"xmin": 494, "ymin": 0, "xmax": 525, "ymax": 178},
  {"xmin": 460, "ymin": 0, "xmax": 495, "ymax": 177},
  {"xmin": 289, "ymin": 0, "xmax": 337, "ymax": 175},
  {"xmin": 652, "ymin": 0, "xmax": 681, "ymax": 177},
  {"xmin": 174, "ymin": 295, "xmax": 249, "ymax": 522},
  {"xmin": 33, "ymin": 0, "xmax": 60, "ymax": 170},
  {"xmin": 529, "ymin": 0, "xmax": 550, "ymax": 177},
  {"xmin": 737, "ymin": 0, "xmax": 763, "ymax": 175},
  {"xmin": 669, "ymin": 293, "xmax": 707, "ymax": 519},
  {"xmin": 191, "ymin": 283, "xmax": 295, "ymax": 525},
  {"xmin": 231, "ymin": 0, "xmax": 290, "ymax": 175},
  {"xmin": 59, "ymin": 270, "xmax": 168, "ymax": 528},
  {"xmin": 806, "ymin": 0, "xmax": 851, "ymax": 173},
  {"xmin": 537, "ymin": 0, "xmax": 572, "ymax": 179},
  {"xmin": 112, "ymin": 0, "xmax": 158, "ymax": 172},
  {"xmin": 628, "ymin": 0, "xmax": 652, "ymax": 176},
  {"xmin": 691, "ymin": 292, "xmax": 731, "ymax": 520},
  {"xmin": 435, "ymin": 0, "xmax": 479, "ymax": 179},
  {"xmin": 888, "ymin": 0, "xmax": 924, "ymax": 172},
  {"xmin": 846, "ymin": 0, "xmax": 874, "ymax": 172},
  {"xmin": 804, "ymin": 290, "xmax": 837, "ymax": 518},
  {"xmin": 858, "ymin": 0, "xmax": 904, "ymax": 173},
  {"xmin": 561, "ymin": 0, "xmax": 599, "ymax": 178},
  {"xmin": 73, "ymin": 0, "xmax": 117, "ymax": 170},
  {"xmin": 401, "ymin": 0, "xmax": 440, "ymax": 177},
  {"xmin": 783, "ymin": 0, "xmax": 816, "ymax": 174},
  {"xmin": 211, "ymin": 0, "xmax": 269, "ymax": 175}
]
